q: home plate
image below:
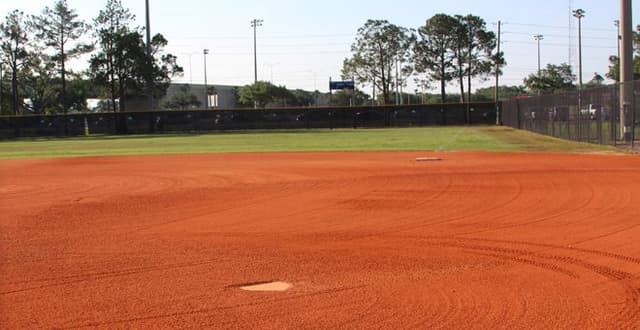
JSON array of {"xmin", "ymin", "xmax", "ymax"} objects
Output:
[
  {"xmin": 416, "ymin": 157, "xmax": 442, "ymax": 162},
  {"xmin": 240, "ymin": 281, "xmax": 293, "ymax": 292}
]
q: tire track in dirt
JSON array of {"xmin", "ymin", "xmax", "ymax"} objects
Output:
[
  {"xmin": 64, "ymin": 285, "xmax": 367, "ymax": 329},
  {"xmin": 290, "ymin": 172, "xmax": 455, "ymax": 233},
  {"xmin": 0, "ymin": 258, "xmax": 226, "ymax": 295},
  {"xmin": 416, "ymin": 237, "xmax": 640, "ymax": 327}
]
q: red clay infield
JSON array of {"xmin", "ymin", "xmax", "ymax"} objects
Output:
[{"xmin": 1, "ymin": 152, "xmax": 640, "ymax": 328}]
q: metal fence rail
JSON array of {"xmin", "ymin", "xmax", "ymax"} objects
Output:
[
  {"xmin": 502, "ymin": 81, "xmax": 639, "ymax": 148},
  {"xmin": 0, "ymin": 103, "xmax": 497, "ymax": 139}
]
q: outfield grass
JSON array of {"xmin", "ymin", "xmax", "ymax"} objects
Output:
[{"xmin": 0, "ymin": 126, "xmax": 619, "ymax": 159}]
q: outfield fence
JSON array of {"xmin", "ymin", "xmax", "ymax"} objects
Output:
[
  {"xmin": 0, "ymin": 103, "xmax": 496, "ymax": 139},
  {"xmin": 502, "ymin": 81, "xmax": 640, "ymax": 148}
]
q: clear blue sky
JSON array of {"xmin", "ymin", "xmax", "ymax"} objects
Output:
[{"xmin": 1, "ymin": 0, "xmax": 635, "ymax": 93}]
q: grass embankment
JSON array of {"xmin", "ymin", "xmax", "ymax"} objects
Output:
[{"xmin": 0, "ymin": 126, "xmax": 618, "ymax": 159}]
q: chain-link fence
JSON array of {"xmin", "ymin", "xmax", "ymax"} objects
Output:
[
  {"xmin": 502, "ymin": 81, "xmax": 640, "ymax": 148},
  {"xmin": 0, "ymin": 102, "xmax": 497, "ymax": 138}
]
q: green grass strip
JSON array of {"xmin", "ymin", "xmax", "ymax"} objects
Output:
[{"xmin": 0, "ymin": 126, "xmax": 617, "ymax": 160}]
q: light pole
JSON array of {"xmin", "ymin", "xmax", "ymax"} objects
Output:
[
  {"xmin": 573, "ymin": 8, "xmax": 585, "ymax": 141},
  {"xmin": 251, "ymin": 19, "xmax": 263, "ymax": 83},
  {"xmin": 180, "ymin": 52, "xmax": 198, "ymax": 85},
  {"xmin": 265, "ymin": 62, "xmax": 278, "ymax": 82},
  {"xmin": 533, "ymin": 34, "xmax": 544, "ymax": 74},
  {"xmin": 495, "ymin": 20, "xmax": 501, "ymax": 125},
  {"xmin": 203, "ymin": 49, "xmax": 209, "ymax": 109},
  {"xmin": 145, "ymin": 0, "xmax": 153, "ymax": 110},
  {"xmin": 573, "ymin": 9, "xmax": 585, "ymax": 89}
]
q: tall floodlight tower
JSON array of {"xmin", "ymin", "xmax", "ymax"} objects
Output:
[
  {"xmin": 568, "ymin": 0, "xmax": 574, "ymax": 66},
  {"xmin": 251, "ymin": 19, "xmax": 263, "ymax": 83},
  {"xmin": 204, "ymin": 49, "xmax": 209, "ymax": 109},
  {"xmin": 534, "ymin": 35, "xmax": 544, "ymax": 74},
  {"xmin": 572, "ymin": 9, "xmax": 585, "ymax": 89}
]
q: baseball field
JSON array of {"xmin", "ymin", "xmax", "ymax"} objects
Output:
[{"xmin": 1, "ymin": 126, "xmax": 639, "ymax": 328}]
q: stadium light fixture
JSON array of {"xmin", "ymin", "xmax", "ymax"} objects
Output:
[
  {"xmin": 251, "ymin": 19, "xmax": 264, "ymax": 83},
  {"xmin": 533, "ymin": 35, "xmax": 544, "ymax": 74},
  {"xmin": 204, "ymin": 49, "xmax": 209, "ymax": 109}
]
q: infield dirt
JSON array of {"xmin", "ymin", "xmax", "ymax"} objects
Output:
[{"xmin": 1, "ymin": 152, "xmax": 639, "ymax": 328}]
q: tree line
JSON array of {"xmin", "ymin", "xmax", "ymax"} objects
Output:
[
  {"xmin": 341, "ymin": 15, "xmax": 503, "ymax": 106},
  {"xmin": 523, "ymin": 25, "xmax": 639, "ymax": 95},
  {"xmin": 237, "ymin": 14, "xmax": 505, "ymax": 109},
  {"xmin": 2, "ymin": 4, "xmax": 638, "ymax": 115},
  {"xmin": 0, "ymin": 0, "xmax": 182, "ymax": 116}
]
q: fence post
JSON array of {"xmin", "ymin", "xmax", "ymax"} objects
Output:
[
  {"xmin": 632, "ymin": 85, "xmax": 636, "ymax": 148},
  {"xmin": 612, "ymin": 85, "xmax": 617, "ymax": 146},
  {"xmin": 516, "ymin": 99, "xmax": 521, "ymax": 129}
]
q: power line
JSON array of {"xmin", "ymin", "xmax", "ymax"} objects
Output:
[
  {"xmin": 503, "ymin": 31, "xmax": 613, "ymax": 41},
  {"xmin": 503, "ymin": 22, "xmax": 616, "ymax": 32},
  {"xmin": 163, "ymin": 33, "xmax": 355, "ymax": 41},
  {"xmin": 502, "ymin": 40, "xmax": 616, "ymax": 50},
  {"xmin": 167, "ymin": 49, "xmax": 349, "ymax": 55}
]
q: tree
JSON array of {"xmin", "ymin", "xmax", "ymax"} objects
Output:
[
  {"xmin": 474, "ymin": 85, "xmax": 527, "ymax": 101},
  {"xmin": 161, "ymin": 84, "xmax": 200, "ymax": 110},
  {"xmin": 451, "ymin": 16, "xmax": 468, "ymax": 103},
  {"xmin": 607, "ymin": 25, "xmax": 640, "ymax": 82},
  {"xmin": 329, "ymin": 89, "xmax": 371, "ymax": 106},
  {"xmin": 66, "ymin": 74, "xmax": 97, "ymax": 112},
  {"xmin": 456, "ymin": 15, "xmax": 501, "ymax": 104},
  {"xmin": 287, "ymin": 89, "xmax": 315, "ymax": 107},
  {"xmin": 585, "ymin": 72, "xmax": 605, "ymax": 88},
  {"xmin": 33, "ymin": 0, "xmax": 92, "ymax": 117},
  {"xmin": 90, "ymin": 30, "xmax": 182, "ymax": 111},
  {"xmin": 0, "ymin": 10, "xmax": 33, "ymax": 115},
  {"xmin": 607, "ymin": 56, "xmax": 621, "ymax": 82},
  {"xmin": 91, "ymin": 0, "xmax": 135, "ymax": 112},
  {"xmin": 238, "ymin": 81, "xmax": 290, "ymax": 108},
  {"xmin": 145, "ymin": 34, "xmax": 183, "ymax": 102},
  {"xmin": 523, "ymin": 63, "xmax": 576, "ymax": 94},
  {"xmin": 20, "ymin": 56, "xmax": 59, "ymax": 114},
  {"xmin": 413, "ymin": 14, "xmax": 459, "ymax": 104},
  {"xmin": 342, "ymin": 20, "xmax": 414, "ymax": 105},
  {"xmin": 0, "ymin": 64, "xmax": 8, "ymax": 115}
]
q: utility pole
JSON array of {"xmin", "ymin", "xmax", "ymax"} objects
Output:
[
  {"xmin": 534, "ymin": 34, "xmax": 544, "ymax": 74},
  {"xmin": 145, "ymin": 0, "xmax": 154, "ymax": 110},
  {"xmin": 203, "ymin": 49, "xmax": 209, "ymax": 109},
  {"xmin": 614, "ymin": 20, "xmax": 621, "ymax": 77},
  {"xmin": 251, "ymin": 19, "xmax": 263, "ymax": 83},
  {"xmin": 495, "ymin": 20, "xmax": 501, "ymax": 125},
  {"xmin": 620, "ymin": 0, "xmax": 633, "ymax": 141}
]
